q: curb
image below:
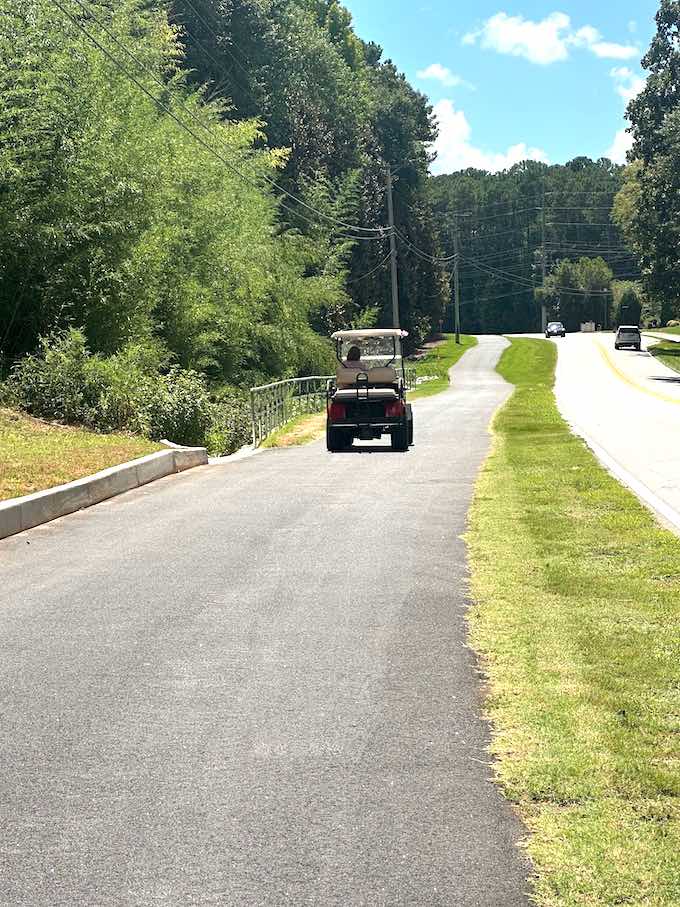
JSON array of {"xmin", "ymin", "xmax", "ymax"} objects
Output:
[{"xmin": 0, "ymin": 445, "xmax": 208, "ymax": 542}]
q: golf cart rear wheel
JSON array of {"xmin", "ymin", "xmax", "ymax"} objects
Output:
[
  {"xmin": 391, "ymin": 422, "xmax": 409, "ymax": 452},
  {"xmin": 327, "ymin": 425, "xmax": 352, "ymax": 452}
]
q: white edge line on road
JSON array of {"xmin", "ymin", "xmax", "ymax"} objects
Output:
[{"xmin": 563, "ymin": 417, "xmax": 680, "ymax": 536}]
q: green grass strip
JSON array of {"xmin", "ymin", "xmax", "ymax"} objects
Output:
[
  {"xmin": 467, "ymin": 338, "xmax": 680, "ymax": 906},
  {"xmin": 648, "ymin": 340, "xmax": 680, "ymax": 376},
  {"xmin": 0, "ymin": 408, "xmax": 160, "ymax": 501},
  {"xmin": 409, "ymin": 333, "xmax": 477, "ymax": 399}
]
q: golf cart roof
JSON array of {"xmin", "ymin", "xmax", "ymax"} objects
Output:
[{"xmin": 331, "ymin": 329, "xmax": 409, "ymax": 340}]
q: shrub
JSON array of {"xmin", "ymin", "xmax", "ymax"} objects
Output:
[
  {"xmin": 5, "ymin": 330, "xmax": 220, "ymax": 448},
  {"xmin": 8, "ymin": 330, "xmax": 101, "ymax": 425},
  {"xmin": 139, "ymin": 368, "xmax": 214, "ymax": 447},
  {"xmin": 666, "ymin": 319, "xmax": 680, "ymax": 327},
  {"xmin": 206, "ymin": 389, "xmax": 252, "ymax": 456}
]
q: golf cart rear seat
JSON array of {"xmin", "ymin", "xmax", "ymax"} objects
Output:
[
  {"xmin": 335, "ymin": 366, "xmax": 399, "ymax": 387},
  {"xmin": 333, "ymin": 387, "xmax": 399, "ymax": 401}
]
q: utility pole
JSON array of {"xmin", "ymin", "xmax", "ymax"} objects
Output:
[
  {"xmin": 386, "ymin": 169, "xmax": 400, "ymax": 329},
  {"xmin": 453, "ymin": 217, "xmax": 461, "ymax": 344},
  {"xmin": 540, "ymin": 187, "xmax": 547, "ymax": 333}
]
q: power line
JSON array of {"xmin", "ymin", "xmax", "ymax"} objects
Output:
[
  {"xmin": 462, "ymin": 287, "xmax": 534, "ymax": 306},
  {"xmin": 53, "ymin": 0, "xmax": 389, "ymax": 240},
  {"xmin": 547, "ymin": 222, "xmax": 616, "ymax": 227},
  {"xmin": 462, "ymin": 258, "xmax": 536, "ymax": 287},
  {"xmin": 467, "ymin": 225, "xmax": 535, "ymax": 242},
  {"xmin": 463, "ymin": 247, "xmax": 532, "ymax": 263},
  {"xmin": 467, "ymin": 205, "xmax": 538, "ymax": 223},
  {"xmin": 547, "ymin": 205, "xmax": 613, "ymax": 211},
  {"xmin": 395, "ymin": 231, "xmax": 457, "ymax": 265},
  {"xmin": 346, "ymin": 252, "xmax": 392, "ymax": 284}
]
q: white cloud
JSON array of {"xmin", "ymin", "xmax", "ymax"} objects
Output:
[
  {"xmin": 430, "ymin": 99, "xmax": 549, "ymax": 174},
  {"xmin": 589, "ymin": 41, "xmax": 638, "ymax": 60},
  {"xmin": 416, "ymin": 63, "xmax": 465, "ymax": 87},
  {"xmin": 463, "ymin": 12, "xmax": 570, "ymax": 64},
  {"xmin": 607, "ymin": 128, "xmax": 633, "ymax": 165},
  {"xmin": 463, "ymin": 12, "xmax": 639, "ymax": 64},
  {"xmin": 610, "ymin": 66, "xmax": 646, "ymax": 104},
  {"xmin": 604, "ymin": 67, "xmax": 645, "ymax": 163}
]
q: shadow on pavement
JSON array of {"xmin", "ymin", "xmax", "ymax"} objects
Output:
[{"xmin": 332, "ymin": 444, "xmax": 407, "ymax": 454}]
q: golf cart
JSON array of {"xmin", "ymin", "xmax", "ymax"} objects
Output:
[{"xmin": 326, "ymin": 329, "xmax": 414, "ymax": 452}]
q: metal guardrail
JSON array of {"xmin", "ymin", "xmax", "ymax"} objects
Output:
[
  {"xmin": 250, "ymin": 368, "xmax": 418, "ymax": 447},
  {"xmin": 250, "ymin": 376, "xmax": 332, "ymax": 448}
]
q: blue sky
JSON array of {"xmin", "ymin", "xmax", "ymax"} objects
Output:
[{"xmin": 341, "ymin": 1, "xmax": 659, "ymax": 173}]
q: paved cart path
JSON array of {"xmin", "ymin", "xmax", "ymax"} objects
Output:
[
  {"xmin": 554, "ymin": 332, "xmax": 680, "ymax": 530},
  {"xmin": 0, "ymin": 337, "xmax": 529, "ymax": 906}
]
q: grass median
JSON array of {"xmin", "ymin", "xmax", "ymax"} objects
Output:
[
  {"xmin": 467, "ymin": 338, "xmax": 680, "ymax": 906},
  {"xmin": 0, "ymin": 408, "xmax": 160, "ymax": 501},
  {"xmin": 409, "ymin": 333, "xmax": 477, "ymax": 399},
  {"xmin": 648, "ymin": 339, "xmax": 680, "ymax": 375}
]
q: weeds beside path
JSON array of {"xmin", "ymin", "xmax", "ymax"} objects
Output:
[
  {"xmin": 467, "ymin": 338, "xmax": 680, "ymax": 906},
  {"xmin": 0, "ymin": 408, "xmax": 160, "ymax": 501}
]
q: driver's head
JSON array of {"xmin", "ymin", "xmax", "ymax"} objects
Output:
[{"xmin": 347, "ymin": 346, "xmax": 361, "ymax": 362}]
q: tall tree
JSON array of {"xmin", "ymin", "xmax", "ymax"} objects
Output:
[{"xmin": 614, "ymin": 0, "xmax": 680, "ymax": 324}]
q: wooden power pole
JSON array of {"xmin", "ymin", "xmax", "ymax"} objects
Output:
[{"xmin": 386, "ymin": 170, "xmax": 400, "ymax": 329}]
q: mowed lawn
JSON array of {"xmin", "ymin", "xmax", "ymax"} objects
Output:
[
  {"xmin": 467, "ymin": 339, "xmax": 680, "ymax": 905},
  {"xmin": 649, "ymin": 339, "xmax": 680, "ymax": 375},
  {"xmin": 0, "ymin": 408, "xmax": 160, "ymax": 501},
  {"xmin": 409, "ymin": 333, "xmax": 477, "ymax": 399}
]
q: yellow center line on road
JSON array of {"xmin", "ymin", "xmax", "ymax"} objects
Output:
[{"xmin": 595, "ymin": 339, "xmax": 680, "ymax": 405}]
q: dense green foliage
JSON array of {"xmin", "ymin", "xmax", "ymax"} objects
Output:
[
  {"xmin": 614, "ymin": 0, "xmax": 680, "ymax": 325},
  {"xmin": 0, "ymin": 329, "xmax": 251, "ymax": 452},
  {"xmin": 170, "ymin": 0, "xmax": 448, "ymax": 340},
  {"xmin": 430, "ymin": 158, "xmax": 639, "ymax": 334},
  {"xmin": 0, "ymin": 0, "xmax": 346, "ymax": 383}
]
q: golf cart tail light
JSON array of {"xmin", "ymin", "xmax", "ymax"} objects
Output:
[
  {"xmin": 386, "ymin": 401, "xmax": 405, "ymax": 418},
  {"xmin": 329, "ymin": 402, "xmax": 346, "ymax": 421}
]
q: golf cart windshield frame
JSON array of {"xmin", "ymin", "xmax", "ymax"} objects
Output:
[{"xmin": 332, "ymin": 330, "xmax": 407, "ymax": 380}]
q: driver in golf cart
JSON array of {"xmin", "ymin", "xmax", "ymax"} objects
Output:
[
  {"xmin": 326, "ymin": 329, "xmax": 414, "ymax": 452},
  {"xmin": 337, "ymin": 345, "xmax": 369, "ymax": 386}
]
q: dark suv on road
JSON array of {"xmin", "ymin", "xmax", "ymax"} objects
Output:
[{"xmin": 615, "ymin": 325, "xmax": 642, "ymax": 351}]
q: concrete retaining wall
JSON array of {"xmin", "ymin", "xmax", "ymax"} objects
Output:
[{"xmin": 0, "ymin": 446, "xmax": 208, "ymax": 541}]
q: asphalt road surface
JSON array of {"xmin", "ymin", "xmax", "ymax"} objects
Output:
[
  {"xmin": 553, "ymin": 331, "xmax": 680, "ymax": 530},
  {"xmin": 0, "ymin": 337, "xmax": 529, "ymax": 906}
]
